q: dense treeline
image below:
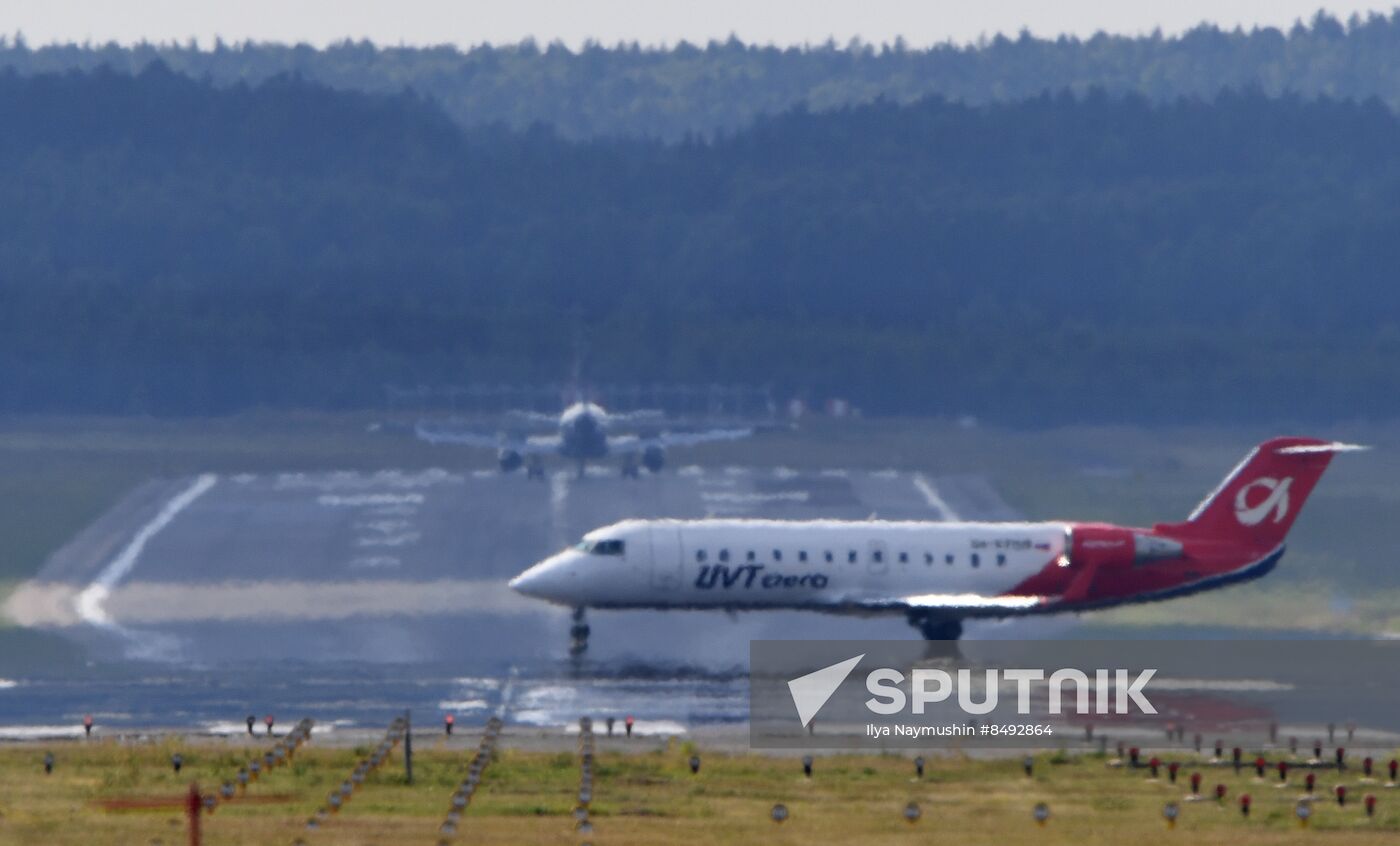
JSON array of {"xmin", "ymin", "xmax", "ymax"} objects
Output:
[
  {"xmin": 6, "ymin": 12, "xmax": 1400, "ymax": 138},
  {"xmin": 1, "ymin": 65, "xmax": 1399, "ymax": 421}
]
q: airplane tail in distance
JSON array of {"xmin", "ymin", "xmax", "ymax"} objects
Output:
[{"xmin": 1160, "ymin": 437, "xmax": 1364, "ymax": 549}]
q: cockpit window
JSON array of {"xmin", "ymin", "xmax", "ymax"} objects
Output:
[{"xmin": 575, "ymin": 539, "xmax": 625, "ymax": 556}]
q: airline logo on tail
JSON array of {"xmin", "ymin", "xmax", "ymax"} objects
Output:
[{"xmin": 1234, "ymin": 476, "xmax": 1292, "ymax": 526}]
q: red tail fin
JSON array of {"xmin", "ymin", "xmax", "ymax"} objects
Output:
[{"xmin": 1159, "ymin": 437, "xmax": 1357, "ymax": 550}]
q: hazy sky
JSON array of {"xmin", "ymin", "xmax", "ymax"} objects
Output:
[{"xmin": 5, "ymin": 1, "xmax": 1398, "ymax": 49}]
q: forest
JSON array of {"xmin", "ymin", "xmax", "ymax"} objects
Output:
[
  {"xmin": 5, "ymin": 12, "xmax": 1400, "ymax": 138},
  {"xmin": 0, "ymin": 62, "xmax": 1397, "ymax": 421}
]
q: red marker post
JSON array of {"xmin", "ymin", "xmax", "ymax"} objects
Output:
[
  {"xmin": 1240, "ymin": 793, "xmax": 1252, "ymax": 817},
  {"xmin": 1148, "ymin": 757, "xmax": 1160, "ymax": 779},
  {"xmin": 1254, "ymin": 756, "xmax": 1266, "ymax": 778},
  {"xmin": 1215, "ymin": 784, "xmax": 1227, "ymax": 803},
  {"xmin": 1190, "ymin": 772, "xmax": 1201, "ymax": 795},
  {"xmin": 82, "ymin": 714, "xmax": 93, "ymax": 738},
  {"xmin": 1278, "ymin": 760, "xmax": 1289, "ymax": 782},
  {"xmin": 444, "ymin": 714, "xmax": 454, "ymax": 736},
  {"xmin": 624, "ymin": 715, "xmax": 634, "ymax": 738},
  {"xmin": 264, "ymin": 715, "xmax": 274, "ymax": 736},
  {"xmin": 1366, "ymin": 793, "xmax": 1377, "ymax": 818},
  {"xmin": 1390, "ymin": 759, "xmax": 1398, "ymax": 783},
  {"xmin": 1305, "ymin": 772, "xmax": 1316, "ymax": 795},
  {"xmin": 186, "ymin": 783, "xmax": 202, "ymax": 846},
  {"xmin": 1336, "ymin": 785, "xmax": 1348, "ymax": 806},
  {"xmin": 1168, "ymin": 762, "xmax": 1179, "ymax": 784}
]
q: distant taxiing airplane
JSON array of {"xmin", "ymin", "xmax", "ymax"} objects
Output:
[
  {"xmin": 416, "ymin": 401, "xmax": 753, "ymax": 478},
  {"xmin": 510, "ymin": 437, "xmax": 1360, "ymax": 654}
]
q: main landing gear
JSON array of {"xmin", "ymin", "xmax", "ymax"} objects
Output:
[
  {"xmin": 908, "ymin": 612, "xmax": 963, "ymax": 642},
  {"xmin": 569, "ymin": 607, "xmax": 591, "ymax": 658}
]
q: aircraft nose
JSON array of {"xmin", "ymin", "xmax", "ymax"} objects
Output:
[{"xmin": 509, "ymin": 552, "xmax": 581, "ymax": 603}]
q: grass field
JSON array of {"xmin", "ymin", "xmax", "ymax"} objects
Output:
[{"xmin": 4, "ymin": 735, "xmax": 1400, "ymax": 845}]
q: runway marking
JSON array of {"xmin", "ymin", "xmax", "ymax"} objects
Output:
[
  {"xmin": 912, "ymin": 474, "xmax": 961, "ymax": 521},
  {"xmin": 355, "ymin": 532, "xmax": 422, "ymax": 547},
  {"xmin": 22, "ymin": 578, "xmax": 549, "ymax": 626},
  {"xmin": 354, "ymin": 519, "xmax": 413, "ymax": 534},
  {"xmin": 870, "ymin": 469, "xmax": 900, "ymax": 479},
  {"xmin": 701, "ymin": 491, "xmax": 810, "ymax": 504},
  {"xmin": 349, "ymin": 556, "xmax": 402, "ymax": 570},
  {"xmin": 277, "ymin": 468, "xmax": 460, "ymax": 491},
  {"xmin": 318, "ymin": 493, "xmax": 424, "ymax": 507},
  {"xmin": 74, "ymin": 474, "xmax": 218, "ymax": 627},
  {"xmin": 697, "ymin": 477, "xmax": 738, "ymax": 488}
]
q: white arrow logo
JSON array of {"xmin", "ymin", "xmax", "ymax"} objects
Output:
[
  {"xmin": 1234, "ymin": 477, "xmax": 1292, "ymax": 526},
  {"xmin": 787, "ymin": 654, "xmax": 864, "ymax": 728}
]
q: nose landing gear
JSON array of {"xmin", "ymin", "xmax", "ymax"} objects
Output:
[{"xmin": 569, "ymin": 607, "xmax": 591, "ymax": 658}]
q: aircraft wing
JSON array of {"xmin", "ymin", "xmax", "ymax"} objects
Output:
[
  {"xmin": 502, "ymin": 409, "xmax": 567, "ymax": 430},
  {"xmin": 601, "ymin": 408, "xmax": 667, "ymax": 425},
  {"xmin": 855, "ymin": 592, "xmax": 1050, "ymax": 616},
  {"xmin": 607, "ymin": 427, "xmax": 754, "ymax": 453},
  {"xmin": 414, "ymin": 421, "xmax": 560, "ymax": 454},
  {"xmin": 414, "ymin": 421, "xmax": 501, "ymax": 447}
]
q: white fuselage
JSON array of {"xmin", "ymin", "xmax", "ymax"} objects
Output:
[{"xmin": 509, "ymin": 518, "xmax": 1069, "ymax": 613}]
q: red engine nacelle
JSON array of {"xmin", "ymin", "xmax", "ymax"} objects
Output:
[
  {"xmin": 1058, "ymin": 524, "xmax": 1185, "ymax": 603},
  {"xmin": 1070, "ymin": 524, "xmax": 1137, "ymax": 571}
]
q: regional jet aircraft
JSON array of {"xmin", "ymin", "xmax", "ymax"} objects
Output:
[
  {"xmin": 416, "ymin": 401, "xmax": 752, "ymax": 478},
  {"xmin": 510, "ymin": 437, "xmax": 1359, "ymax": 654}
]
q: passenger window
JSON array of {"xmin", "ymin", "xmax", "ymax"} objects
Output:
[
  {"xmin": 898, "ymin": 552, "xmax": 908, "ymax": 564},
  {"xmin": 824, "ymin": 551, "xmax": 834, "ymax": 563},
  {"xmin": 719, "ymin": 549, "xmax": 729, "ymax": 563},
  {"xmin": 696, "ymin": 549, "xmax": 706, "ymax": 563},
  {"xmin": 872, "ymin": 550, "xmax": 883, "ymax": 563},
  {"xmin": 996, "ymin": 553, "xmax": 1006, "ymax": 566},
  {"xmin": 847, "ymin": 550, "xmax": 857, "ymax": 564},
  {"xmin": 924, "ymin": 552, "xmax": 933, "ymax": 565},
  {"xmin": 798, "ymin": 550, "xmax": 808, "ymax": 562},
  {"xmin": 945, "ymin": 554, "xmax": 954, "ymax": 565},
  {"xmin": 971, "ymin": 553, "xmax": 980, "ymax": 568},
  {"xmin": 773, "ymin": 549, "xmax": 782, "ymax": 562},
  {"xmin": 746, "ymin": 550, "xmax": 756, "ymax": 562}
]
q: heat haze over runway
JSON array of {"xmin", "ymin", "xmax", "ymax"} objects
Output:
[
  {"xmin": 0, "ymin": 464, "xmax": 1032, "ymax": 733},
  {"xmin": 13, "ymin": 465, "xmax": 1020, "ymax": 662}
]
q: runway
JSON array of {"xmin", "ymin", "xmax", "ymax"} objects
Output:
[{"xmin": 1, "ymin": 463, "xmax": 1029, "ymax": 733}]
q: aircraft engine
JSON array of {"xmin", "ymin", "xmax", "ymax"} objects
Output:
[
  {"xmin": 498, "ymin": 449, "xmax": 523, "ymax": 473},
  {"xmin": 642, "ymin": 445, "xmax": 665, "ymax": 473}
]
